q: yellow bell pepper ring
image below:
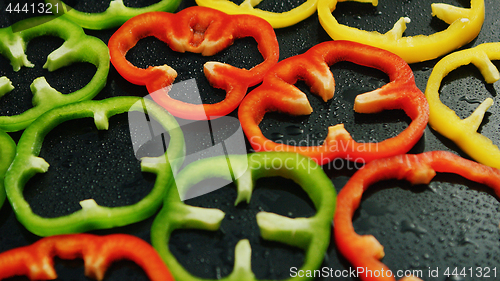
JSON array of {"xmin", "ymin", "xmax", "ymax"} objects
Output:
[
  {"xmin": 425, "ymin": 43, "xmax": 500, "ymax": 169},
  {"xmin": 317, "ymin": 0, "xmax": 485, "ymax": 63},
  {"xmin": 195, "ymin": 0, "xmax": 317, "ymax": 28}
]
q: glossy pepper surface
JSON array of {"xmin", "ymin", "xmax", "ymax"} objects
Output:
[
  {"xmin": 109, "ymin": 6, "xmax": 279, "ymax": 120},
  {"xmin": 0, "ymin": 130, "xmax": 16, "ymax": 209},
  {"xmin": 0, "ymin": 16, "xmax": 109, "ymax": 132},
  {"xmin": 317, "ymin": 0, "xmax": 485, "ymax": 63},
  {"xmin": 425, "ymin": 43, "xmax": 500, "ymax": 169},
  {"xmin": 239, "ymin": 41, "xmax": 428, "ymax": 165},
  {"xmin": 335, "ymin": 151, "xmax": 500, "ymax": 281},
  {"xmin": 4, "ymin": 96, "xmax": 185, "ymax": 237},
  {"xmin": 151, "ymin": 152, "xmax": 336, "ymax": 281},
  {"xmin": 195, "ymin": 0, "xmax": 317, "ymax": 28},
  {"xmin": 45, "ymin": 0, "xmax": 182, "ymax": 30},
  {"xmin": 0, "ymin": 233, "xmax": 175, "ymax": 281}
]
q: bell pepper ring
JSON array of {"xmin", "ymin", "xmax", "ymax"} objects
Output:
[
  {"xmin": 425, "ymin": 43, "xmax": 500, "ymax": 169},
  {"xmin": 151, "ymin": 152, "xmax": 336, "ymax": 281},
  {"xmin": 44, "ymin": 0, "xmax": 182, "ymax": 30},
  {"xmin": 0, "ymin": 233, "xmax": 175, "ymax": 281},
  {"xmin": 238, "ymin": 41, "xmax": 429, "ymax": 166},
  {"xmin": 108, "ymin": 6, "xmax": 279, "ymax": 120},
  {"xmin": 0, "ymin": 130, "xmax": 16, "ymax": 209},
  {"xmin": 317, "ymin": 0, "xmax": 485, "ymax": 63},
  {"xmin": 195, "ymin": 0, "xmax": 317, "ymax": 28},
  {"xmin": 0, "ymin": 16, "xmax": 109, "ymax": 132},
  {"xmin": 335, "ymin": 151, "xmax": 500, "ymax": 281},
  {"xmin": 4, "ymin": 96, "xmax": 185, "ymax": 237}
]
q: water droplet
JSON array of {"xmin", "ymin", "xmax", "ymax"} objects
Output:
[
  {"xmin": 270, "ymin": 132, "xmax": 284, "ymax": 141},
  {"xmin": 285, "ymin": 125, "xmax": 303, "ymax": 136},
  {"xmin": 401, "ymin": 220, "xmax": 428, "ymax": 236},
  {"xmin": 459, "ymin": 96, "xmax": 482, "ymax": 104}
]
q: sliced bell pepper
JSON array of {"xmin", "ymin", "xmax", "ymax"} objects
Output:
[
  {"xmin": 151, "ymin": 152, "xmax": 336, "ymax": 281},
  {"xmin": 335, "ymin": 151, "xmax": 500, "ymax": 281},
  {"xmin": 44, "ymin": 0, "xmax": 182, "ymax": 30},
  {"xmin": 0, "ymin": 16, "xmax": 109, "ymax": 132},
  {"xmin": 425, "ymin": 43, "xmax": 500, "ymax": 169},
  {"xmin": 4, "ymin": 96, "xmax": 185, "ymax": 237},
  {"xmin": 0, "ymin": 233, "xmax": 174, "ymax": 281},
  {"xmin": 0, "ymin": 130, "xmax": 16, "ymax": 209},
  {"xmin": 317, "ymin": 0, "xmax": 485, "ymax": 63},
  {"xmin": 195, "ymin": 0, "xmax": 317, "ymax": 28},
  {"xmin": 239, "ymin": 41, "xmax": 428, "ymax": 166},
  {"xmin": 108, "ymin": 6, "xmax": 279, "ymax": 120}
]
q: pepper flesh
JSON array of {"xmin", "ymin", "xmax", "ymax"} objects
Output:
[
  {"xmin": 0, "ymin": 16, "xmax": 109, "ymax": 132},
  {"xmin": 108, "ymin": 6, "xmax": 279, "ymax": 120},
  {"xmin": 317, "ymin": 0, "xmax": 485, "ymax": 63},
  {"xmin": 0, "ymin": 233, "xmax": 174, "ymax": 281},
  {"xmin": 4, "ymin": 96, "xmax": 185, "ymax": 236},
  {"xmin": 0, "ymin": 130, "xmax": 16, "ymax": 209},
  {"xmin": 195, "ymin": 0, "xmax": 317, "ymax": 28},
  {"xmin": 45, "ymin": 0, "xmax": 182, "ymax": 30},
  {"xmin": 425, "ymin": 43, "xmax": 500, "ymax": 169},
  {"xmin": 335, "ymin": 151, "xmax": 500, "ymax": 281},
  {"xmin": 151, "ymin": 152, "xmax": 336, "ymax": 281},
  {"xmin": 239, "ymin": 41, "xmax": 428, "ymax": 165}
]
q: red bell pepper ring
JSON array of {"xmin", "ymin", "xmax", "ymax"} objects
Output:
[
  {"xmin": 335, "ymin": 151, "xmax": 500, "ymax": 281},
  {"xmin": 109, "ymin": 6, "xmax": 279, "ymax": 120},
  {"xmin": 239, "ymin": 41, "xmax": 428, "ymax": 165},
  {"xmin": 0, "ymin": 233, "xmax": 174, "ymax": 281}
]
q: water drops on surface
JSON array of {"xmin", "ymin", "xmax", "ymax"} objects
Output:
[
  {"xmin": 270, "ymin": 132, "xmax": 284, "ymax": 141},
  {"xmin": 285, "ymin": 125, "xmax": 303, "ymax": 136},
  {"xmin": 459, "ymin": 96, "xmax": 482, "ymax": 104},
  {"xmin": 401, "ymin": 220, "xmax": 428, "ymax": 237}
]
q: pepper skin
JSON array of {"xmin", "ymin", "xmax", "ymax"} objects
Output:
[
  {"xmin": 239, "ymin": 41, "xmax": 428, "ymax": 165},
  {"xmin": 335, "ymin": 151, "xmax": 500, "ymax": 281},
  {"xmin": 45, "ymin": 0, "xmax": 182, "ymax": 30},
  {"xmin": 317, "ymin": 0, "xmax": 485, "ymax": 63},
  {"xmin": 425, "ymin": 43, "xmax": 500, "ymax": 169},
  {"xmin": 4, "ymin": 96, "xmax": 185, "ymax": 236},
  {"xmin": 0, "ymin": 130, "xmax": 16, "ymax": 209},
  {"xmin": 0, "ymin": 16, "xmax": 109, "ymax": 132},
  {"xmin": 109, "ymin": 6, "xmax": 279, "ymax": 120},
  {"xmin": 0, "ymin": 233, "xmax": 175, "ymax": 281},
  {"xmin": 195, "ymin": 0, "xmax": 317, "ymax": 28},
  {"xmin": 151, "ymin": 152, "xmax": 336, "ymax": 281}
]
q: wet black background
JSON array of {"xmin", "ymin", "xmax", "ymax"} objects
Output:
[{"xmin": 0, "ymin": 0, "xmax": 500, "ymax": 280}]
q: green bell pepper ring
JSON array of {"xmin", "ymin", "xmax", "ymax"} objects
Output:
[
  {"xmin": 0, "ymin": 16, "xmax": 109, "ymax": 132},
  {"xmin": 4, "ymin": 96, "xmax": 185, "ymax": 237},
  {"xmin": 45, "ymin": 0, "xmax": 182, "ymax": 30},
  {"xmin": 0, "ymin": 130, "xmax": 16, "ymax": 209},
  {"xmin": 151, "ymin": 152, "xmax": 336, "ymax": 281}
]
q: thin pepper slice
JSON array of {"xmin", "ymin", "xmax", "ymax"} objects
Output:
[
  {"xmin": 151, "ymin": 152, "xmax": 336, "ymax": 281},
  {"xmin": 108, "ymin": 6, "xmax": 279, "ymax": 120},
  {"xmin": 425, "ymin": 43, "xmax": 500, "ymax": 169},
  {"xmin": 4, "ymin": 96, "xmax": 185, "ymax": 237},
  {"xmin": 0, "ymin": 16, "xmax": 109, "ymax": 132},
  {"xmin": 239, "ymin": 41, "xmax": 428, "ymax": 165},
  {"xmin": 195, "ymin": 0, "xmax": 317, "ymax": 28},
  {"xmin": 0, "ymin": 130, "xmax": 16, "ymax": 209},
  {"xmin": 335, "ymin": 151, "xmax": 500, "ymax": 281},
  {"xmin": 45, "ymin": 0, "xmax": 182, "ymax": 30},
  {"xmin": 0, "ymin": 233, "xmax": 175, "ymax": 281},
  {"xmin": 317, "ymin": 0, "xmax": 485, "ymax": 63}
]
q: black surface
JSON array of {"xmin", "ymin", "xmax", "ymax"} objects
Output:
[{"xmin": 1, "ymin": 0, "xmax": 500, "ymax": 280}]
